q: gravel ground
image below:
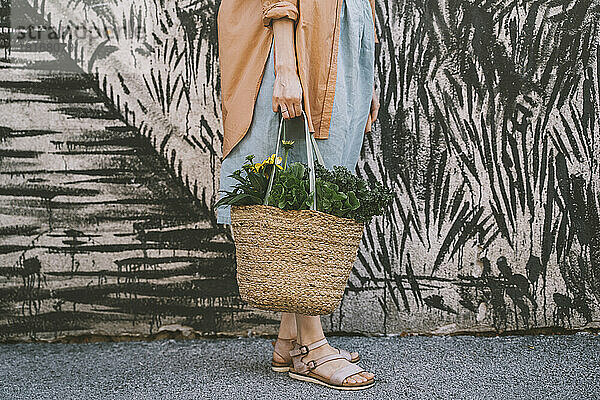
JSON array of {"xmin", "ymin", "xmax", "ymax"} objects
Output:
[{"xmin": 1, "ymin": 334, "xmax": 599, "ymax": 400}]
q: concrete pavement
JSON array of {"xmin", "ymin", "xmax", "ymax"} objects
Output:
[{"xmin": 1, "ymin": 334, "xmax": 599, "ymax": 399}]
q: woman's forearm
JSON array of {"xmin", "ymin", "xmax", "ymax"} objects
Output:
[
  {"xmin": 271, "ymin": 17, "xmax": 303, "ymax": 119},
  {"xmin": 272, "ymin": 18, "xmax": 297, "ymax": 75}
]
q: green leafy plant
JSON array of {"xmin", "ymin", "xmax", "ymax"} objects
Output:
[
  {"xmin": 314, "ymin": 163, "xmax": 392, "ymax": 223},
  {"xmin": 214, "ymin": 153, "xmax": 282, "ymax": 207},
  {"xmin": 214, "ymin": 142, "xmax": 393, "ymax": 223},
  {"xmin": 267, "ymin": 162, "xmax": 312, "ymax": 210}
]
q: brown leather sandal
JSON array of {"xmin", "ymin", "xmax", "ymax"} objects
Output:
[
  {"xmin": 271, "ymin": 337, "xmax": 360, "ymax": 372},
  {"xmin": 287, "ymin": 337, "xmax": 375, "ymax": 390}
]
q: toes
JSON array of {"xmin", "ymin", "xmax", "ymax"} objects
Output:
[
  {"xmin": 345, "ymin": 373, "xmax": 366, "ymax": 385},
  {"xmin": 360, "ymin": 371, "xmax": 375, "ymax": 380}
]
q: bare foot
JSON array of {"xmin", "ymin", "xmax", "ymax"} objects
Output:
[{"xmin": 272, "ymin": 337, "xmax": 295, "ymax": 365}]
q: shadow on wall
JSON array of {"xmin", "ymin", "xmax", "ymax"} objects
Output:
[{"xmin": 0, "ymin": 19, "xmax": 276, "ymax": 341}]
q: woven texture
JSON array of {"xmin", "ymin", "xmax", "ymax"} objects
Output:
[{"xmin": 230, "ymin": 204, "xmax": 365, "ymax": 315}]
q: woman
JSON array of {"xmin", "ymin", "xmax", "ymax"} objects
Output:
[{"xmin": 216, "ymin": 0, "xmax": 379, "ymax": 390}]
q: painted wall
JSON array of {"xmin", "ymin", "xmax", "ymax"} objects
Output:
[{"xmin": 0, "ymin": 0, "xmax": 599, "ymax": 341}]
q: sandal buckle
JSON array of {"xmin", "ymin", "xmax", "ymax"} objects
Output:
[
  {"xmin": 299, "ymin": 345, "xmax": 310, "ymax": 355},
  {"xmin": 307, "ymin": 360, "xmax": 317, "ymax": 370}
]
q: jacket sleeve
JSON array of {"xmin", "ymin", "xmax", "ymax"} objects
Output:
[{"xmin": 262, "ymin": 0, "xmax": 299, "ymax": 26}]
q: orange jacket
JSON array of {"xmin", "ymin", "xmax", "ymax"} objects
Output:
[{"xmin": 217, "ymin": 0, "xmax": 378, "ymax": 159}]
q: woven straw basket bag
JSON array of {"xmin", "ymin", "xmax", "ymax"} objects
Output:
[{"xmin": 230, "ymin": 111, "xmax": 365, "ymax": 316}]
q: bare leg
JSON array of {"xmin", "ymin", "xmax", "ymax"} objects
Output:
[
  {"xmin": 278, "ymin": 312, "xmax": 297, "ymax": 339},
  {"xmin": 295, "ymin": 315, "xmax": 325, "ymax": 344},
  {"xmin": 295, "ymin": 314, "xmax": 374, "ymax": 384},
  {"xmin": 272, "ymin": 312, "xmax": 298, "ymax": 366}
]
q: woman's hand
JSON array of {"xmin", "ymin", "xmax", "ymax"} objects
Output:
[
  {"xmin": 365, "ymin": 85, "xmax": 380, "ymax": 132},
  {"xmin": 271, "ymin": 17, "xmax": 302, "ymax": 119},
  {"xmin": 370, "ymin": 85, "xmax": 380, "ymax": 123},
  {"xmin": 272, "ymin": 66, "xmax": 303, "ymax": 119}
]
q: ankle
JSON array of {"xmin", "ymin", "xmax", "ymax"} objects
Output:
[
  {"xmin": 277, "ymin": 329, "xmax": 297, "ymax": 340},
  {"xmin": 278, "ymin": 312, "xmax": 297, "ymax": 339},
  {"xmin": 297, "ymin": 333, "xmax": 327, "ymax": 346},
  {"xmin": 277, "ymin": 328, "xmax": 297, "ymax": 339},
  {"xmin": 276, "ymin": 335, "xmax": 296, "ymax": 341},
  {"xmin": 295, "ymin": 314, "xmax": 327, "ymax": 346},
  {"xmin": 277, "ymin": 329, "xmax": 298, "ymax": 339}
]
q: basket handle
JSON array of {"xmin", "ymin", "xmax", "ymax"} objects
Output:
[{"xmin": 263, "ymin": 110, "xmax": 324, "ymax": 211}]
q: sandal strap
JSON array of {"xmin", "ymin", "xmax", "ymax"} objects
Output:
[
  {"xmin": 330, "ymin": 363, "xmax": 365, "ymax": 386},
  {"xmin": 338, "ymin": 348, "xmax": 352, "ymax": 360},
  {"xmin": 305, "ymin": 353, "xmax": 346, "ymax": 370},
  {"xmin": 275, "ymin": 337, "xmax": 295, "ymax": 343},
  {"xmin": 273, "ymin": 338, "xmax": 295, "ymax": 362},
  {"xmin": 289, "ymin": 337, "xmax": 328, "ymax": 357},
  {"xmin": 292, "ymin": 353, "xmax": 346, "ymax": 374}
]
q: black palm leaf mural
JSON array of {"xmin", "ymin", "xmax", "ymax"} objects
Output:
[
  {"xmin": 2, "ymin": 0, "xmax": 599, "ymax": 340},
  {"xmin": 351, "ymin": 0, "xmax": 600, "ymax": 331}
]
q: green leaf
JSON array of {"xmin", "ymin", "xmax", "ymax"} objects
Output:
[
  {"xmin": 347, "ymin": 191, "xmax": 360, "ymax": 210},
  {"xmin": 289, "ymin": 163, "xmax": 305, "ymax": 179},
  {"xmin": 247, "ymin": 172, "xmax": 266, "ymax": 195}
]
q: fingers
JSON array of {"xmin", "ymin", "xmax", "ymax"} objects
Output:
[
  {"xmin": 371, "ymin": 99, "xmax": 380, "ymax": 122},
  {"xmin": 277, "ymin": 100, "xmax": 301, "ymax": 119},
  {"xmin": 292, "ymin": 101, "xmax": 302, "ymax": 119},
  {"xmin": 372, "ymin": 87, "xmax": 380, "ymax": 121},
  {"xmin": 272, "ymin": 97, "xmax": 295, "ymax": 119},
  {"xmin": 285, "ymin": 101, "xmax": 297, "ymax": 119},
  {"xmin": 283, "ymin": 94, "xmax": 302, "ymax": 119},
  {"xmin": 366, "ymin": 86, "xmax": 380, "ymax": 131},
  {"xmin": 364, "ymin": 113, "xmax": 372, "ymax": 133}
]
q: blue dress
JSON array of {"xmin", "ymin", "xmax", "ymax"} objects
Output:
[{"xmin": 217, "ymin": 0, "xmax": 375, "ymax": 224}]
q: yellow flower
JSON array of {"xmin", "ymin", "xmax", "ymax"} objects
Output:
[
  {"xmin": 282, "ymin": 140, "xmax": 295, "ymax": 151},
  {"xmin": 262, "ymin": 154, "xmax": 282, "ymax": 165},
  {"xmin": 250, "ymin": 154, "xmax": 283, "ymax": 176}
]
